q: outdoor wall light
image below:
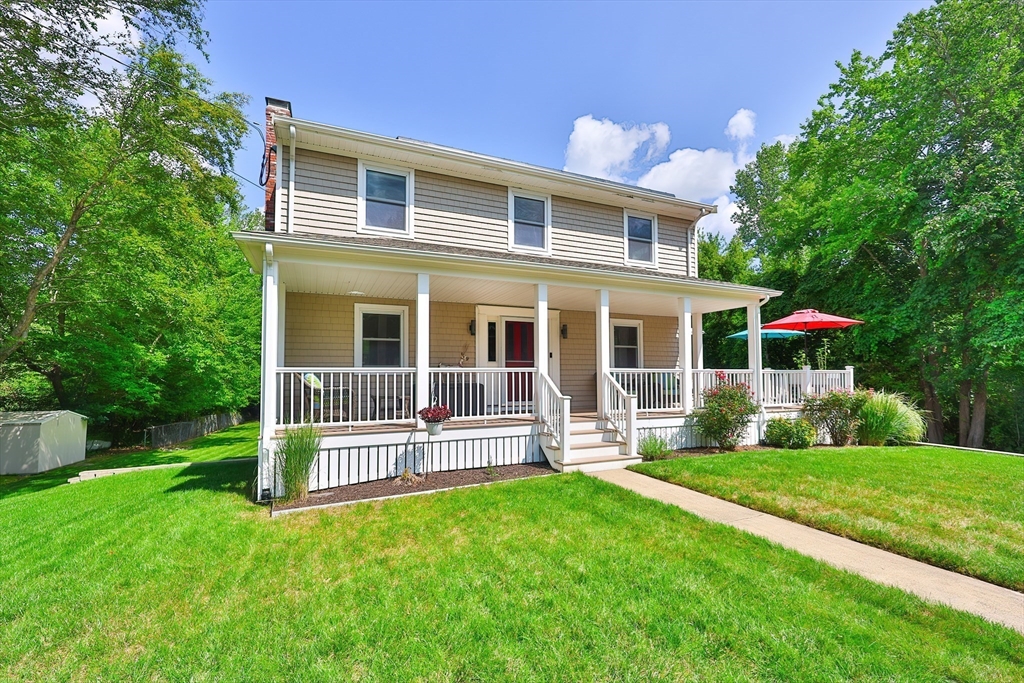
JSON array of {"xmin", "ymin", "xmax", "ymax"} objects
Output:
[
  {"xmin": 561, "ymin": 324, "xmax": 568, "ymax": 339},
  {"xmin": 469, "ymin": 320, "xmax": 476, "ymax": 336}
]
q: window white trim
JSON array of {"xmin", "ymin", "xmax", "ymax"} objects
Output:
[
  {"xmin": 508, "ymin": 188, "xmax": 552, "ymax": 255},
  {"xmin": 610, "ymin": 318, "xmax": 644, "ymax": 369},
  {"xmin": 357, "ymin": 160, "xmax": 415, "ymax": 238},
  {"xmin": 623, "ymin": 209, "xmax": 658, "ymax": 267},
  {"xmin": 354, "ymin": 303, "xmax": 409, "ymax": 367}
]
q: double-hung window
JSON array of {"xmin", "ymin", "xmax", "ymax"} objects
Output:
[
  {"xmin": 358, "ymin": 161, "xmax": 413, "ymax": 236},
  {"xmin": 509, "ymin": 191, "xmax": 550, "ymax": 253},
  {"xmin": 624, "ymin": 211, "xmax": 657, "ymax": 265},
  {"xmin": 355, "ymin": 304, "xmax": 407, "ymax": 367},
  {"xmin": 611, "ymin": 320, "xmax": 643, "ymax": 369}
]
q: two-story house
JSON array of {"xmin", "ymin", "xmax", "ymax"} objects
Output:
[{"xmin": 236, "ymin": 99, "xmax": 854, "ymax": 501}]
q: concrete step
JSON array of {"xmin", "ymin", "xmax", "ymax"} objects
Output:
[
  {"xmin": 562, "ymin": 453, "xmax": 643, "ymax": 473},
  {"xmin": 567, "ymin": 428, "xmax": 620, "ymax": 446},
  {"xmin": 569, "ymin": 441, "xmax": 625, "ymax": 458}
]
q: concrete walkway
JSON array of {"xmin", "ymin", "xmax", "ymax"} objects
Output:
[
  {"xmin": 68, "ymin": 457, "xmax": 256, "ymax": 484},
  {"xmin": 590, "ymin": 469, "xmax": 1024, "ymax": 635}
]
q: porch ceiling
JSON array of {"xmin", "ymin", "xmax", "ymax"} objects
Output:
[{"xmin": 277, "ymin": 262, "xmax": 756, "ymax": 316}]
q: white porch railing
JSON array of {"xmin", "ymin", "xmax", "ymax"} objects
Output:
[
  {"xmin": 538, "ymin": 373, "xmax": 571, "ymax": 461},
  {"xmin": 611, "ymin": 369, "xmax": 684, "ymax": 412},
  {"xmin": 276, "ymin": 368, "xmax": 417, "ymax": 426},
  {"xmin": 610, "ymin": 367, "xmax": 855, "ymax": 411},
  {"xmin": 602, "ymin": 372, "xmax": 637, "ymax": 455},
  {"xmin": 761, "ymin": 369, "xmax": 808, "ymax": 406},
  {"xmin": 692, "ymin": 369, "xmax": 755, "ymax": 409},
  {"xmin": 428, "ymin": 368, "xmax": 537, "ymax": 419}
]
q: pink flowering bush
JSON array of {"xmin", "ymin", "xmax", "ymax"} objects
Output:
[
  {"xmin": 694, "ymin": 371, "xmax": 759, "ymax": 451},
  {"xmin": 418, "ymin": 405, "xmax": 452, "ymax": 424}
]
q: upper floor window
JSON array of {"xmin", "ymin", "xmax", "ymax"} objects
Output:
[
  {"xmin": 358, "ymin": 161, "xmax": 414, "ymax": 237},
  {"xmin": 624, "ymin": 211, "xmax": 657, "ymax": 266},
  {"xmin": 508, "ymin": 190, "xmax": 551, "ymax": 253}
]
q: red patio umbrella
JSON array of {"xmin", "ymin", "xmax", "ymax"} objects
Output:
[{"xmin": 761, "ymin": 309, "xmax": 863, "ymax": 353}]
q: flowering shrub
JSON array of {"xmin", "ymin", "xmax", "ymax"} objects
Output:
[
  {"xmin": 802, "ymin": 389, "xmax": 869, "ymax": 446},
  {"xmin": 764, "ymin": 417, "xmax": 817, "ymax": 449},
  {"xmin": 418, "ymin": 405, "xmax": 452, "ymax": 424},
  {"xmin": 694, "ymin": 371, "xmax": 759, "ymax": 451}
]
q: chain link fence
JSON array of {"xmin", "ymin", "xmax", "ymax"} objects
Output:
[{"xmin": 144, "ymin": 412, "xmax": 243, "ymax": 448}]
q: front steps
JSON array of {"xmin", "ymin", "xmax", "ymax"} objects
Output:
[{"xmin": 540, "ymin": 414, "xmax": 642, "ymax": 473}]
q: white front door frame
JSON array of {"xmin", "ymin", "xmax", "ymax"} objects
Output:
[{"xmin": 475, "ymin": 305, "xmax": 560, "ymax": 387}]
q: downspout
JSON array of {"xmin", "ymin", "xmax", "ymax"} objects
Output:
[{"xmin": 287, "ymin": 124, "xmax": 296, "ymax": 234}]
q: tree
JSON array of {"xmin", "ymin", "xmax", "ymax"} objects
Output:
[
  {"xmin": 0, "ymin": 47, "xmax": 259, "ymax": 439},
  {"xmin": 0, "ymin": 0, "xmax": 205, "ymax": 125},
  {"xmin": 732, "ymin": 0, "xmax": 1024, "ymax": 448}
]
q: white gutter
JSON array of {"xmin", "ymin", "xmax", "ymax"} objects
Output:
[{"xmin": 287, "ymin": 124, "xmax": 296, "ymax": 234}]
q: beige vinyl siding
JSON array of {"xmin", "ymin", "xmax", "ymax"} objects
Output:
[
  {"xmin": 550, "ymin": 196, "xmax": 624, "ymax": 267},
  {"xmin": 559, "ymin": 310, "xmax": 597, "ymax": 411},
  {"xmin": 280, "ymin": 148, "xmax": 699, "ymax": 276},
  {"xmin": 284, "ymin": 293, "xmax": 416, "ymax": 367},
  {"xmin": 429, "ymin": 302, "xmax": 477, "ymax": 366},
  {"xmin": 279, "ymin": 149, "xmax": 358, "ymax": 237},
  {"xmin": 656, "ymin": 214, "xmax": 693, "ymax": 277},
  {"xmin": 637, "ymin": 315, "xmax": 680, "ymax": 368},
  {"xmin": 414, "ymin": 172, "xmax": 508, "ymax": 250},
  {"xmin": 283, "ymin": 295, "xmax": 475, "ymax": 368}
]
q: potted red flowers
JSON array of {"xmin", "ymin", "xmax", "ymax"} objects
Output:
[{"xmin": 418, "ymin": 405, "xmax": 452, "ymax": 436}]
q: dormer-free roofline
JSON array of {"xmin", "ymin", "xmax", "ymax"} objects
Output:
[{"xmin": 271, "ymin": 115, "xmax": 718, "ymax": 223}]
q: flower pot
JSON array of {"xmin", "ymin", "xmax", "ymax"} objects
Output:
[{"xmin": 425, "ymin": 422, "xmax": 443, "ymax": 436}]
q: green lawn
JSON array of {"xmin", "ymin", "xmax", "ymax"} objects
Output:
[
  {"xmin": 632, "ymin": 446, "xmax": 1024, "ymax": 591},
  {"xmin": 0, "ymin": 421, "xmax": 258, "ymax": 501},
  {"xmin": 0, "ymin": 460, "xmax": 1020, "ymax": 679}
]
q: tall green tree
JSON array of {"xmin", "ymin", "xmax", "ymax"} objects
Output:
[
  {"xmin": 0, "ymin": 46, "xmax": 259, "ymax": 438},
  {"xmin": 733, "ymin": 0, "xmax": 1024, "ymax": 448}
]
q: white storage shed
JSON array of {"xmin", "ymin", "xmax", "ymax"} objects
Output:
[{"xmin": 0, "ymin": 411, "xmax": 88, "ymax": 475}]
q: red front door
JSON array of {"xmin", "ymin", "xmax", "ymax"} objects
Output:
[{"xmin": 505, "ymin": 321, "xmax": 534, "ymax": 403}]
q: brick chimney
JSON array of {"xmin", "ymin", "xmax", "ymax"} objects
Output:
[{"xmin": 263, "ymin": 97, "xmax": 292, "ymax": 231}]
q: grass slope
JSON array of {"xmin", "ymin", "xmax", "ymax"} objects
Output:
[
  {"xmin": 0, "ymin": 421, "xmax": 258, "ymax": 501},
  {"xmin": 0, "ymin": 460, "xmax": 1020, "ymax": 680},
  {"xmin": 632, "ymin": 446, "xmax": 1024, "ymax": 590}
]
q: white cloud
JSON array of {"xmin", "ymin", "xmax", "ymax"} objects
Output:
[
  {"xmin": 696, "ymin": 196, "xmax": 741, "ymax": 240},
  {"xmin": 725, "ymin": 108, "xmax": 756, "ymax": 141},
  {"xmin": 563, "ymin": 115, "xmax": 670, "ymax": 181},
  {"xmin": 773, "ymin": 133, "xmax": 797, "ymax": 146},
  {"xmin": 637, "ymin": 147, "xmax": 738, "ymax": 202}
]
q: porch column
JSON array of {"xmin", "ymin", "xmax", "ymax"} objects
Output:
[
  {"xmin": 746, "ymin": 302, "xmax": 763, "ymax": 404},
  {"xmin": 535, "ymin": 284, "xmax": 549, "ymax": 377},
  {"xmin": 595, "ymin": 289, "xmax": 610, "ymax": 416},
  {"xmin": 679, "ymin": 297, "xmax": 693, "ymax": 413},
  {"xmin": 260, "ymin": 245, "xmax": 279, "ymax": 499},
  {"xmin": 415, "ymin": 274, "xmax": 430, "ymax": 423},
  {"xmin": 692, "ymin": 312, "xmax": 704, "ymax": 369}
]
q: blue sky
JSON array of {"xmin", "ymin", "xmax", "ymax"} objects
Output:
[{"xmin": 196, "ymin": 0, "xmax": 929, "ymax": 236}]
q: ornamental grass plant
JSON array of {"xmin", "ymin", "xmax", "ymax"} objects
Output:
[
  {"xmin": 857, "ymin": 391, "xmax": 926, "ymax": 446},
  {"xmin": 276, "ymin": 422, "xmax": 323, "ymax": 501}
]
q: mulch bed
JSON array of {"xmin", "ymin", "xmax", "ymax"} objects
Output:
[{"xmin": 273, "ymin": 462, "xmax": 554, "ymax": 512}]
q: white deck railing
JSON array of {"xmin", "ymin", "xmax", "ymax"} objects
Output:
[
  {"xmin": 692, "ymin": 369, "xmax": 755, "ymax": 409},
  {"xmin": 276, "ymin": 368, "xmax": 417, "ymax": 427},
  {"xmin": 428, "ymin": 368, "xmax": 537, "ymax": 420},
  {"xmin": 538, "ymin": 373, "xmax": 571, "ymax": 461},
  {"xmin": 761, "ymin": 369, "xmax": 807, "ymax": 406},
  {"xmin": 602, "ymin": 372, "xmax": 636, "ymax": 455},
  {"xmin": 611, "ymin": 369, "xmax": 684, "ymax": 412}
]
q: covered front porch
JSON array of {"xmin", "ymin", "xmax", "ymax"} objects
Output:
[{"xmin": 245, "ymin": 234, "xmax": 853, "ymax": 498}]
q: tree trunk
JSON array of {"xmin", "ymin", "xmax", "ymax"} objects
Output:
[
  {"xmin": 920, "ymin": 354, "xmax": 944, "ymax": 443},
  {"xmin": 958, "ymin": 378, "xmax": 972, "ymax": 447},
  {"xmin": 966, "ymin": 374, "xmax": 987, "ymax": 449}
]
